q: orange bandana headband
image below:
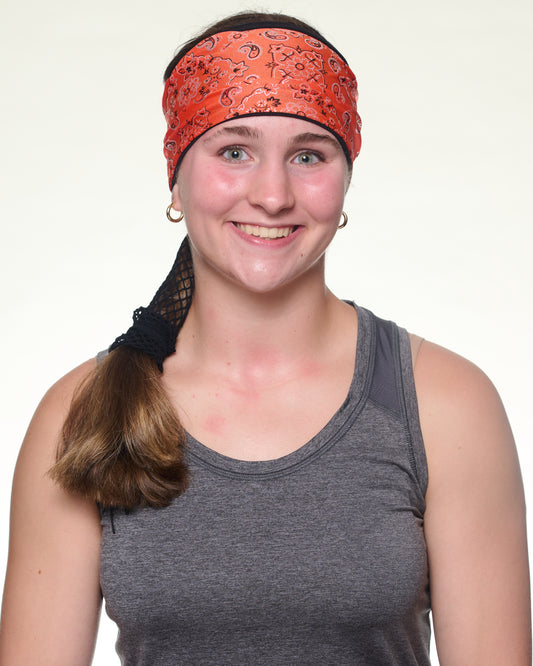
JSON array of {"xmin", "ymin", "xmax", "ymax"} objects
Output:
[{"xmin": 163, "ymin": 26, "xmax": 362, "ymax": 189}]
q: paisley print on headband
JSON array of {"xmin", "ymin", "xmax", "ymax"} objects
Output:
[{"xmin": 163, "ymin": 28, "xmax": 362, "ymax": 188}]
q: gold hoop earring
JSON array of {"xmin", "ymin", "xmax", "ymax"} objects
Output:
[
  {"xmin": 166, "ymin": 203, "xmax": 184, "ymax": 223},
  {"xmin": 338, "ymin": 211, "xmax": 348, "ymax": 229}
]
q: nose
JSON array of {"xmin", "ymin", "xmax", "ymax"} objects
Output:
[{"xmin": 247, "ymin": 159, "xmax": 295, "ymax": 215}]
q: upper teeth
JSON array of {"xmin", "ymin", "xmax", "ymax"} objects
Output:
[{"xmin": 236, "ymin": 223, "xmax": 293, "ymax": 239}]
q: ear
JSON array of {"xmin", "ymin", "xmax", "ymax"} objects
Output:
[{"xmin": 171, "ymin": 182, "xmax": 183, "ymax": 211}]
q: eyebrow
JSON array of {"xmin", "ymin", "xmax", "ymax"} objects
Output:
[
  {"xmin": 288, "ymin": 132, "xmax": 342, "ymax": 151},
  {"xmin": 203, "ymin": 125, "xmax": 262, "ymax": 143},
  {"xmin": 203, "ymin": 125, "xmax": 342, "ymax": 151}
]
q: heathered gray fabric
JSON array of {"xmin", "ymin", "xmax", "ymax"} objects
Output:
[{"xmin": 100, "ymin": 305, "xmax": 431, "ymax": 665}]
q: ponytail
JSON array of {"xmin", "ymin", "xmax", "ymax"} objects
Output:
[{"xmin": 50, "ymin": 238, "xmax": 194, "ymax": 509}]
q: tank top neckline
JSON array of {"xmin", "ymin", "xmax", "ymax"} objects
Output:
[{"xmin": 184, "ymin": 303, "xmax": 373, "ymax": 479}]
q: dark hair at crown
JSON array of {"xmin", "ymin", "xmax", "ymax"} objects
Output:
[{"xmin": 163, "ymin": 11, "xmax": 345, "ymax": 82}]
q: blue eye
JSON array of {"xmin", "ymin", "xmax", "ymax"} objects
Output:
[
  {"xmin": 295, "ymin": 152, "xmax": 320, "ymax": 165},
  {"xmin": 222, "ymin": 147, "xmax": 248, "ymax": 161}
]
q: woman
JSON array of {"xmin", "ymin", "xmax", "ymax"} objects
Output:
[{"xmin": 0, "ymin": 10, "xmax": 530, "ymax": 664}]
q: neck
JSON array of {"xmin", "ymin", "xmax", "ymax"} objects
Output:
[{"xmin": 174, "ymin": 261, "xmax": 342, "ymax": 376}]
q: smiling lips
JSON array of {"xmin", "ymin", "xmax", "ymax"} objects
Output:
[{"xmin": 234, "ymin": 223, "xmax": 295, "ymax": 239}]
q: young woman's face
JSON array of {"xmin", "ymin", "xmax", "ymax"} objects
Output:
[{"xmin": 172, "ymin": 115, "xmax": 350, "ymax": 295}]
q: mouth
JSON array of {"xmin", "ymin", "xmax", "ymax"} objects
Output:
[{"xmin": 233, "ymin": 223, "xmax": 296, "ymax": 239}]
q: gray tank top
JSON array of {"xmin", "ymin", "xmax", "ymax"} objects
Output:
[{"xmin": 100, "ymin": 305, "xmax": 430, "ymax": 664}]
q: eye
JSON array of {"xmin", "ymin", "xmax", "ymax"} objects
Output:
[
  {"xmin": 294, "ymin": 151, "xmax": 321, "ymax": 165},
  {"xmin": 221, "ymin": 147, "xmax": 249, "ymax": 161}
]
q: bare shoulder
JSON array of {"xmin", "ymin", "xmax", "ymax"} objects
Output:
[
  {"xmin": 413, "ymin": 337, "xmax": 501, "ymax": 405},
  {"xmin": 412, "ymin": 339, "xmax": 519, "ymax": 478},
  {"xmin": 18, "ymin": 358, "xmax": 96, "ymax": 467},
  {"xmin": 410, "ymin": 337, "xmax": 531, "ymax": 663},
  {"xmin": 39, "ymin": 357, "xmax": 96, "ymax": 417},
  {"xmin": 413, "ymin": 338, "xmax": 509, "ymax": 422}
]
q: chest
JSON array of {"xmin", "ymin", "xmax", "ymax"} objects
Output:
[
  {"xmin": 100, "ymin": 407, "xmax": 429, "ymax": 655},
  {"xmin": 164, "ymin": 350, "xmax": 356, "ymax": 460}
]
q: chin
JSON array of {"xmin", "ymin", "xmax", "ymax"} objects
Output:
[{"xmin": 229, "ymin": 265, "xmax": 318, "ymax": 297}]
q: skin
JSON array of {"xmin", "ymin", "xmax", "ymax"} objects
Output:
[
  {"xmin": 0, "ymin": 115, "xmax": 530, "ymax": 664},
  {"xmin": 417, "ymin": 342, "xmax": 530, "ymax": 664},
  {"xmin": 0, "ymin": 360, "xmax": 102, "ymax": 665}
]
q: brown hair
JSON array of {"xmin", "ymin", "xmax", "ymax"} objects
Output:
[{"xmin": 50, "ymin": 11, "xmax": 337, "ymax": 509}]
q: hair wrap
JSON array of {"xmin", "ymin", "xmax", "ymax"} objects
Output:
[
  {"xmin": 110, "ymin": 237, "xmax": 194, "ymax": 370},
  {"xmin": 163, "ymin": 27, "xmax": 361, "ymax": 188}
]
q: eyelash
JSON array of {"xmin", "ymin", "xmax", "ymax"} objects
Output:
[
  {"xmin": 220, "ymin": 146, "xmax": 249, "ymax": 161},
  {"xmin": 219, "ymin": 146, "xmax": 325, "ymax": 165},
  {"xmin": 294, "ymin": 151, "xmax": 323, "ymax": 165}
]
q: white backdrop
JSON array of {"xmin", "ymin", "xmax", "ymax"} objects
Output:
[{"xmin": 1, "ymin": 0, "xmax": 531, "ymax": 663}]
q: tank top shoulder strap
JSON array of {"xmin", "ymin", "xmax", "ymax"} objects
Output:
[
  {"xmin": 366, "ymin": 312, "xmax": 403, "ymax": 415},
  {"xmin": 96, "ymin": 349, "xmax": 109, "ymax": 364},
  {"xmin": 359, "ymin": 306, "xmax": 428, "ymax": 496}
]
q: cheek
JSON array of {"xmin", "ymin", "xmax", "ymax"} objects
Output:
[
  {"xmin": 300, "ymin": 173, "xmax": 347, "ymax": 220},
  {"xmin": 182, "ymin": 167, "xmax": 244, "ymax": 214}
]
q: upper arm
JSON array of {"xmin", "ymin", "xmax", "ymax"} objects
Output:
[
  {"xmin": 0, "ymin": 360, "xmax": 103, "ymax": 666},
  {"xmin": 414, "ymin": 340, "xmax": 531, "ymax": 665}
]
